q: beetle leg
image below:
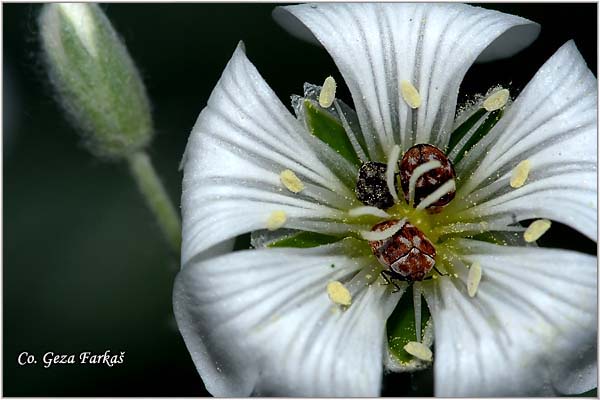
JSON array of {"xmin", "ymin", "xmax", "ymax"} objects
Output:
[
  {"xmin": 380, "ymin": 269, "xmax": 393, "ymax": 284},
  {"xmin": 380, "ymin": 269, "xmax": 405, "ymax": 293},
  {"xmin": 433, "ymin": 265, "xmax": 448, "ymax": 277}
]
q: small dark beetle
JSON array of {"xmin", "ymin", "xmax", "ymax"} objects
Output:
[
  {"xmin": 355, "ymin": 161, "xmax": 398, "ymax": 209},
  {"xmin": 368, "ymin": 219, "xmax": 436, "ymax": 282},
  {"xmin": 399, "ymin": 144, "xmax": 456, "ymax": 212}
]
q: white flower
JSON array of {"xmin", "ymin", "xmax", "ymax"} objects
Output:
[{"xmin": 174, "ymin": 3, "xmax": 597, "ymax": 397}]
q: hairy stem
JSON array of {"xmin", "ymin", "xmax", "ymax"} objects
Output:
[{"xmin": 127, "ymin": 151, "xmax": 181, "ymax": 254}]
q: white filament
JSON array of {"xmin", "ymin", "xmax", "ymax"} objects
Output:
[
  {"xmin": 386, "ymin": 144, "xmax": 401, "ymax": 202},
  {"xmin": 408, "ymin": 160, "xmax": 441, "ymax": 206},
  {"xmin": 348, "ymin": 206, "xmax": 390, "ymax": 218},
  {"xmin": 435, "ymin": 222, "xmax": 525, "ymax": 237},
  {"xmin": 333, "ymin": 100, "xmax": 368, "ymax": 162},
  {"xmin": 416, "ymin": 179, "xmax": 456, "ymax": 210},
  {"xmin": 359, "ymin": 219, "xmax": 406, "ymax": 241},
  {"xmin": 413, "ymin": 282, "xmax": 422, "ymax": 342}
]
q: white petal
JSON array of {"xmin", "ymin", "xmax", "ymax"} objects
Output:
[
  {"xmin": 173, "ymin": 241, "xmax": 401, "ymax": 396},
  {"xmin": 274, "ymin": 3, "xmax": 539, "ymax": 159},
  {"xmin": 453, "ymin": 41, "xmax": 597, "ymax": 240},
  {"xmin": 182, "ymin": 43, "xmax": 359, "ymax": 266},
  {"xmin": 423, "ymin": 240, "xmax": 597, "ymax": 396}
]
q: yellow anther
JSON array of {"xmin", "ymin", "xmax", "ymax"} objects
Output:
[
  {"xmin": 400, "ymin": 80, "xmax": 421, "ymax": 109},
  {"xmin": 326, "ymin": 281, "xmax": 352, "ymax": 306},
  {"xmin": 467, "ymin": 261, "xmax": 482, "ymax": 298},
  {"xmin": 483, "ymin": 88, "xmax": 510, "ymax": 111},
  {"xmin": 266, "ymin": 210, "xmax": 287, "ymax": 231},
  {"xmin": 279, "ymin": 169, "xmax": 304, "ymax": 193},
  {"xmin": 404, "ymin": 341, "xmax": 432, "ymax": 362},
  {"xmin": 319, "ymin": 76, "xmax": 336, "ymax": 108},
  {"xmin": 510, "ymin": 159, "xmax": 531, "ymax": 188},
  {"xmin": 524, "ymin": 219, "xmax": 552, "ymax": 242}
]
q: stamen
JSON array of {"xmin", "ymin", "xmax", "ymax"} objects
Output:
[
  {"xmin": 266, "ymin": 210, "xmax": 287, "ymax": 231},
  {"xmin": 326, "ymin": 280, "xmax": 352, "ymax": 306},
  {"xmin": 333, "ymin": 100, "xmax": 368, "ymax": 161},
  {"xmin": 483, "ymin": 88, "xmax": 510, "ymax": 111},
  {"xmin": 408, "ymin": 160, "xmax": 442, "ymax": 206},
  {"xmin": 404, "ymin": 341, "xmax": 432, "ymax": 362},
  {"xmin": 435, "ymin": 222, "xmax": 524, "ymax": 237},
  {"xmin": 348, "ymin": 206, "xmax": 390, "ymax": 218},
  {"xmin": 416, "ymin": 179, "xmax": 455, "ymax": 210},
  {"xmin": 360, "ymin": 219, "xmax": 406, "ymax": 241},
  {"xmin": 413, "ymin": 283, "xmax": 422, "ymax": 342},
  {"xmin": 400, "ymin": 80, "xmax": 421, "ymax": 109},
  {"xmin": 524, "ymin": 219, "xmax": 552, "ymax": 242},
  {"xmin": 467, "ymin": 261, "xmax": 482, "ymax": 298},
  {"xmin": 319, "ymin": 76, "xmax": 336, "ymax": 108},
  {"xmin": 510, "ymin": 159, "xmax": 531, "ymax": 188},
  {"xmin": 386, "ymin": 144, "xmax": 401, "ymax": 202},
  {"xmin": 279, "ymin": 169, "xmax": 305, "ymax": 193}
]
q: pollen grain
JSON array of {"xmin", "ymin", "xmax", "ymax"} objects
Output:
[
  {"xmin": 483, "ymin": 88, "xmax": 510, "ymax": 111},
  {"xmin": 510, "ymin": 159, "xmax": 531, "ymax": 188},
  {"xmin": 400, "ymin": 80, "xmax": 421, "ymax": 109},
  {"xmin": 327, "ymin": 281, "xmax": 352, "ymax": 306},
  {"xmin": 467, "ymin": 261, "xmax": 482, "ymax": 298},
  {"xmin": 524, "ymin": 219, "xmax": 552, "ymax": 243},
  {"xmin": 266, "ymin": 210, "xmax": 287, "ymax": 231},
  {"xmin": 280, "ymin": 169, "xmax": 305, "ymax": 193},
  {"xmin": 319, "ymin": 76, "xmax": 336, "ymax": 108},
  {"xmin": 404, "ymin": 341, "xmax": 432, "ymax": 362}
]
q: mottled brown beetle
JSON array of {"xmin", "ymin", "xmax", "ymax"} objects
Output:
[
  {"xmin": 368, "ymin": 219, "xmax": 439, "ymax": 283},
  {"xmin": 399, "ymin": 144, "xmax": 456, "ymax": 213}
]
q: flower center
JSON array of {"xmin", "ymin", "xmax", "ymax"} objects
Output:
[{"xmin": 354, "ymin": 143, "xmax": 459, "ymax": 282}]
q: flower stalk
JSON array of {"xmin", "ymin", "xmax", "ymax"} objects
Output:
[{"xmin": 128, "ymin": 152, "xmax": 182, "ymax": 253}]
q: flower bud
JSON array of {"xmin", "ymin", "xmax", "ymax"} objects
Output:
[{"xmin": 39, "ymin": 3, "xmax": 153, "ymax": 159}]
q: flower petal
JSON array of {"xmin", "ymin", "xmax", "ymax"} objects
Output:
[
  {"xmin": 173, "ymin": 241, "xmax": 401, "ymax": 396},
  {"xmin": 423, "ymin": 240, "xmax": 597, "ymax": 396},
  {"xmin": 181, "ymin": 43, "xmax": 360, "ymax": 266},
  {"xmin": 274, "ymin": 3, "xmax": 539, "ymax": 159},
  {"xmin": 452, "ymin": 41, "xmax": 597, "ymax": 240}
]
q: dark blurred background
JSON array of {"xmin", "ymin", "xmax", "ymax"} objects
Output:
[{"xmin": 3, "ymin": 3, "xmax": 597, "ymax": 397}]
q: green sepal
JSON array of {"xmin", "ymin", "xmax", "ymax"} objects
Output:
[
  {"xmin": 387, "ymin": 285, "xmax": 431, "ymax": 363},
  {"xmin": 447, "ymin": 108, "xmax": 487, "ymax": 154},
  {"xmin": 303, "ymin": 99, "xmax": 361, "ymax": 166},
  {"xmin": 267, "ymin": 231, "xmax": 343, "ymax": 248},
  {"xmin": 453, "ymin": 109, "xmax": 504, "ymax": 165}
]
